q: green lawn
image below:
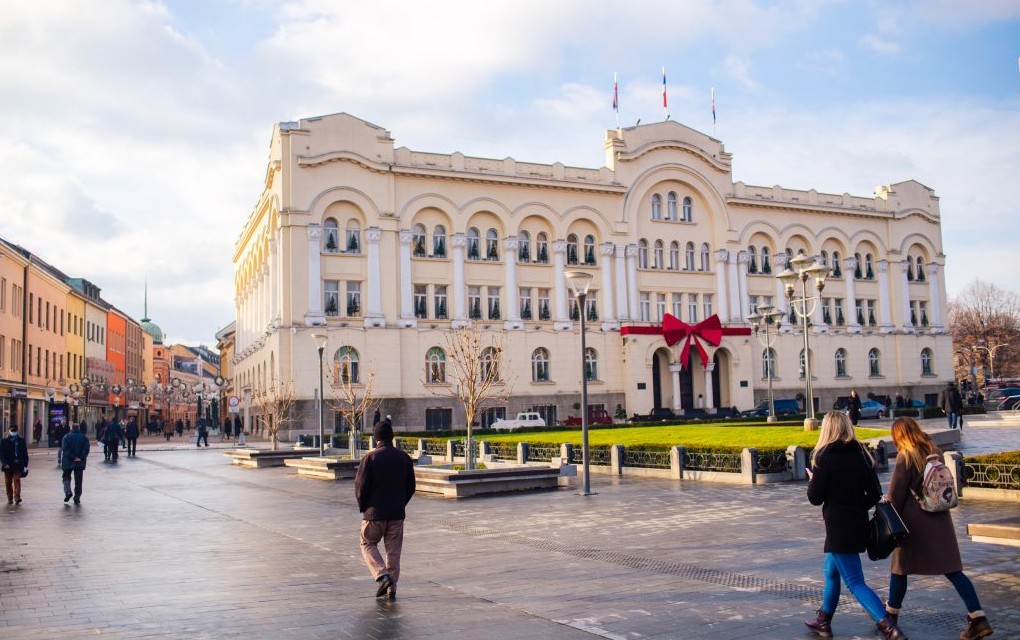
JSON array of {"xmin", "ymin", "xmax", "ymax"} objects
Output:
[{"xmin": 476, "ymin": 423, "xmax": 889, "ymax": 450}]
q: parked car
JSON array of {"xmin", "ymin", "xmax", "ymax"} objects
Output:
[
  {"xmin": 627, "ymin": 407, "xmax": 678, "ymax": 422},
  {"xmin": 740, "ymin": 398, "xmax": 800, "ymax": 418},
  {"xmin": 490, "ymin": 412, "xmax": 546, "ymax": 431},
  {"xmin": 562, "ymin": 409, "xmax": 613, "ymax": 426},
  {"xmin": 985, "ymin": 387, "xmax": 1020, "ymax": 410},
  {"xmin": 856, "ymin": 399, "xmax": 887, "ymax": 419}
]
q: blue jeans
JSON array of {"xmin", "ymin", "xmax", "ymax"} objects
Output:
[
  {"xmin": 821, "ymin": 552, "xmax": 887, "ymax": 621},
  {"xmin": 887, "ymin": 572, "xmax": 981, "ymax": 613},
  {"xmin": 947, "ymin": 411, "xmax": 959, "ymax": 429}
]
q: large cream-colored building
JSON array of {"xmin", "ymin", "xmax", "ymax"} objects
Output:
[{"xmin": 232, "ymin": 113, "xmax": 951, "ymax": 436}]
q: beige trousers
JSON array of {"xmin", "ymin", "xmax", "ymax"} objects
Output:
[{"xmin": 360, "ymin": 519, "xmax": 405, "ymax": 586}]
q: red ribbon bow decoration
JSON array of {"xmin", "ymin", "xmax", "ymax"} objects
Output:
[{"xmin": 662, "ymin": 313, "xmax": 722, "ymax": 369}]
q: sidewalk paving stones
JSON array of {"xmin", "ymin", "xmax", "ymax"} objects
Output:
[{"xmin": 1, "ymin": 426, "xmax": 1017, "ymax": 639}]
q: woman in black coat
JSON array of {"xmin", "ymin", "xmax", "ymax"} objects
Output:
[
  {"xmin": 847, "ymin": 389, "xmax": 863, "ymax": 426},
  {"xmin": 805, "ymin": 411, "xmax": 905, "ymax": 639}
]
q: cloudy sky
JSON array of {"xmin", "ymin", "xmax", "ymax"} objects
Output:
[{"xmin": 1, "ymin": 0, "xmax": 1018, "ymax": 346}]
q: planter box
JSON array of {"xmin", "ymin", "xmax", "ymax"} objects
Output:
[{"xmin": 414, "ymin": 465, "xmax": 567, "ymax": 498}]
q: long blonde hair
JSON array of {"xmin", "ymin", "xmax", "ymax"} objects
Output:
[
  {"xmin": 812, "ymin": 410, "xmax": 871, "ymax": 467},
  {"xmin": 890, "ymin": 416, "xmax": 936, "ymax": 474}
]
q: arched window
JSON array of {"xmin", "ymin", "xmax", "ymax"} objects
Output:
[
  {"xmin": 467, "ymin": 227, "xmax": 480, "ymax": 260},
  {"xmin": 651, "ymin": 194, "xmax": 662, "ymax": 220},
  {"xmin": 653, "ymin": 240, "xmax": 664, "ymax": 270},
  {"xmin": 835, "ymin": 348, "xmax": 847, "ymax": 377},
  {"xmin": 747, "ymin": 245, "xmax": 758, "ymax": 273},
  {"xmin": 916, "ymin": 256, "xmax": 926, "ymax": 282},
  {"xmin": 638, "ymin": 239, "xmax": 649, "ymax": 269},
  {"xmin": 566, "ymin": 233, "xmax": 579, "ymax": 265},
  {"xmin": 425, "ymin": 347, "xmax": 446, "ymax": 384},
  {"xmin": 532, "ymin": 348, "xmax": 550, "ymax": 382},
  {"xmin": 868, "ymin": 348, "xmax": 881, "ymax": 377},
  {"xmin": 685, "ymin": 242, "xmax": 696, "ymax": 271},
  {"xmin": 761, "ymin": 246, "xmax": 771, "ymax": 274},
  {"xmin": 486, "ymin": 229, "xmax": 499, "ymax": 260},
  {"xmin": 518, "ymin": 230, "xmax": 531, "ymax": 262},
  {"xmin": 682, "ymin": 196, "xmax": 693, "ymax": 222},
  {"xmin": 854, "ymin": 252, "xmax": 863, "ymax": 278},
  {"xmin": 666, "ymin": 192, "xmax": 678, "ymax": 221},
  {"xmin": 323, "ymin": 217, "xmax": 340, "ymax": 253},
  {"xmin": 762, "ymin": 348, "xmax": 777, "ymax": 379},
  {"xmin": 584, "ymin": 234, "xmax": 596, "ymax": 265},
  {"xmin": 799, "ymin": 348, "xmax": 812, "ymax": 379},
  {"xmin": 536, "ymin": 232, "xmax": 549, "ymax": 263},
  {"xmin": 433, "ymin": 225, "xmax": 446, "ymax": 257},
  {"xmin": 481, "ymin": 346, "xmax": 499, "ymax": 382},
  {"xmin": 333, "ymin": 346, "xmax": 360, "ymax": 384},
  {"xmin": 345, "ymin": 220, "xmax": 361, "ymax": 253},
  {"xmin": 412, "ymin": 224, "xmax": 427, "ymax": 257},
  {"xmin": 700, "ymin": 243, "xmax": 711, "ymax": 271},
  {"xmin": 669, "ymin": 241, "xmax": 680, "ymax": 270},
  {"xmin": 921, "ymin": 348, "xmax": 933, "ymax": 376},
  {"xmin": 865, "ymin": 253, "xmax": 874, "ymax": 279},
  {"xmin": 831, "ymin": 251, "xmax": 842, "ymax": 277},
  {"xmin": 584, "ymin": 347, "xmax": 598, "ymax": 381},
  {"xmin": 820, "ymin": 250, "xmax": 829, "ymax": 269}
]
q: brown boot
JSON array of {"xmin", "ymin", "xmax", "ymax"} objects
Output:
[
  {"xmin": 877, "ymin": 616, "xmax": 908, "ymax": 640},
  {"xmin": 960, "ymin": 615, "xmax": 993, "ymax": 640},
  {"xmin": 804, "ymin": 609, "xmax": 833, "ymax": 637}
]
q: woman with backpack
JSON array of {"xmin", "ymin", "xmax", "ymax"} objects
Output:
[
  {"xmin": 884, "ymin": 417, "xmax": 993, "ymax": 640},
  {"xmin": 805, "ymin": 411, "xmax": 906, "ymax": 639}
]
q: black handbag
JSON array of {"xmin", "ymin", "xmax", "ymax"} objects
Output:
[{"xmin": 867, "ymin": 500, "xmax": 909, "ymax": 561}]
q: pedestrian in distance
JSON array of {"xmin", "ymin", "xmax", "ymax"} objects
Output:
[
  {"xmin": 61, "ymin": 422, "xmax": 90, "ymax": 504},
  {"xmin": 1, "ymin": 424, "xmax": 29, "ymax": 505},
  {"xmin": 175, "ymin": 419, "xmax": 184, "ymax": 438},
  {"xmin": 354, "ymin": 418, "xmax": 415, "ymax": 601},
  {"xmin": 196, "ymin": 419, "xmax": 209, "ymax": 447},
  {"xmin": 33, "ymin": 418, "xmax": 42, "ymax": 445},
  {"xmin": 222, "ymin": 417, "xmax": 232, "ymax": 442},
  {"xmin": 941, "ymin": 381, "xmax": 964, "ymax": 430},
  {"xmin": 125, "ymin": 417, "xmax": 139, "ymax": 457},
  {"xmin": 805, "ymin": 411, "xmax": 906, "ymax": 639},
  {"xmin": 884, "ymin": 417, "xmax": 993, "ymax": 639},
  {"xmin": 372, "ymin": 408, "xmax": 381, "ymax": 427},
  {"xmin": 104, "ymin": 417, "xmax": 122, "ymax": 462},
  {"xmin": 847, "ymin": 389, "xmax": 863, "ymax": 427},
  {"xmin": 163, "ymin": 419, "xmax": 174, "ymax": 441}
]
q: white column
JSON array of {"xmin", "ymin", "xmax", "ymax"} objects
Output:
[
  {"xmin": 670, "ymin": 363, "xmax": 683, "ymax": 413},
  {"xmin": 714, "ymin": 249, "xmax": 730, "ymax": 322},
  {"xmin": 504, "ymin": 237, "xmax": 521, "ymax": 328},
  {"xmin": 625, "ymin": 244, "xmax": 639, "ymax": 322},
  {"xmin": 268, "ymin": 237, "xmax": 279, "ymax": 325},
  {"xmin": 364, "ymin": 227, "xmax": 385, "ymax": 327},
  {"xmin": 614, "ymin": 244, "xmax": 629, "ymax": 321},
  {"xmin": 773, "ymin": 253, "xmax": 791, "ymax": 332},
  {"xmin": 305, "ymin": 225, "xmax": 325, "ymax": 326},
  {"xmin": 737, "ymin": 251, "xmax": 750, "ymax": 321},
  {"xmin": 727, "ymin": 251, "xmax": 740, "ymax": 322},
  {"xmin": 843, "ymin": 257, "xmax": 860, "ymax": 334},
  {"xmin": 927, "ymin": 262, "xmax": 943, "ymax": 331},
  {"xmin": 398, "ymin": 229, "xmax": 415, "ymax": 326},
  {"xmin": 900, "ymin": 261, "xmax": 914, "ymax": 332},
  {"xmin": 877, "ymin": 260, "xmax": 894, "ymax": 333},
  {"xmin": 451, "ymin": 233, "xmax": 467, "ymax": 327},
  {"xmin": 598, "ymin": 243, "xmax": 617, "ymax": 328},
  {"xmin": 704, "ymin": 362, "xmax": 716, "ymax": 412},
  {"xmin": 553, "ymin": 240, "xmax": 569, "ymax": 329}
]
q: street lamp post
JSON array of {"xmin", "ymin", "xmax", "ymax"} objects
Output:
[
  {"xmin": 312, "ymin": 333, "xmax": 329, "ymax": 456},
  {"xmin": 565, "ymin": 270, "xmax": 595, "ymax": 496},
  {"xmin": 973, "ymin": 341, "xmax": 1009, "ymax": 389},
  {"xmin": 777, "ymin": 254, "xmax": 830, "ymax": 430},
  {"xmin": 746, "ymin": 305, "xmax": 786, "ymax": 423}
]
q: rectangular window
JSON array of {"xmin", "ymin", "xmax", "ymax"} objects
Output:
[
  {"xmin": 537, "ymin": 289, "xmax": 550, "ymax": 320},
  {"xmin": 688, "ymin": 294, "xmax": 699, "ymax": 323},
  {"xmin": 867, "ymin": 299, "xmax": 877, "ymax": 326},
  {"xmin": 671, "ymin": 293, "xmax": 683, "ymax": 319},
  {"xmin": 345, "ymin": 228, "xmax": 361, "ymax": 254},
  {"xmin": 12, "ymin": 285, "xmax": 22, "ymax": 317},
  {"xmin": 324, "ymin": 280, "xmax": 340, "ymax": 316},
  {"xmin": 0, "ymin": 336, "xmax": 5, "ymax": 371},
  {"xmin": 414, "ymin": 284, "xmax": 428, "ymax": 319},
  {"xmin": 834, "ymin": 299, "xmax": 845, "ymax": 326},
  {"xmin": 29, "ymin": 293, "xmax": 34, "ymax": 323},
  {"xmin": 345, "ymin": 282, "xmax": 361, "ymax": 317},
  {"xmin": 749, "ymin": 295, "xmax": 759, "ymax": 315},
  {"xmin": 655, "ymin": 293, "xmax": 666, "ymax": 322},
  {"xmin": 487, "ymin": 287, "xmax": 501, "ymax": 320},
  {"xmin": 434, "ymin": 285, "xmax": 448, "ymax": 319},
  {"xmin": 0, "ymin": 277, "xmax": 5, "ymax": 312},
  {"xmin": 585, "ymin": 292, "xmax": 598, "ymax": 322},
  {"xmin": 44, "ymin": 348, "xmax": 49, "ymax": 379},
  {"xmin": 468, "ymin": 286, "xmax": 481, "ymax": 319},
  {"xmin": 919, "ymin": 301, "xmax": 928, "ymax": 327},
  {"xmin": 639, "ymin": 292, "xmax": 651, "ymax": 322},
  {"xmin": 519, "ymin": 287, "xmax": 532, "ymax": 320},
  {"xmin": 703, "ymin": 294, "xmax": 713, "ymax": 319}
]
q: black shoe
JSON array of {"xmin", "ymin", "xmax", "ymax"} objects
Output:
[
  {"xmin": 15, "ymin": 498, "xmax": 21, "ymax": 504},
  {"xmin": 73, "ymin": 498, "xmax": 80, "ymax": 505},
  {"xmin": 64, "ymin": 492, "xmax": 72, "ymax": 503},
  {"xmin": 375, "ymin": 574, "xmax": 394, "ymax": 598}
]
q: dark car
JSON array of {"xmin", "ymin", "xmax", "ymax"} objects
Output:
[
  {"xmin": 741, "ymin": 398, "xmax": 800, "ymax": 418},
  {"xmin": 628, "ymin": 407, "xmax": 678, "ymax": 422}
]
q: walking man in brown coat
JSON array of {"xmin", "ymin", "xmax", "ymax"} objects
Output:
[{"xmin": 354, "ymin": 418, "xmax": 415, "ymax": 600}]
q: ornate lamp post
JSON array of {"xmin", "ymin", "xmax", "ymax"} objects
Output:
[
  {"xmin": 777, "ymin": 254, "xmax": 830, "ymax": 430},
  {"xmin": 746, "ymin": 305, "xmax": 786, "ymax": 423},
  {"xmin": 973, "ymin": 341, "xmax": 1009, "ymax": 390},
  {"xmin": 312, "ymin": 333, "xmax": 329, "ymax": 456},
  {"xmin": 565, "ymin": 270, "xmax": 595, "ymax": 496}
]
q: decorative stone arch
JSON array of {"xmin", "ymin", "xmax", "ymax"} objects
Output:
[
  {"xmin": 622, "ymin": 163, "xmax": 730, "ymax": 231},
  {"xmin": 461, "ymin": 197, "xmax": 513, "ymax": 233},
  {"xmin": 307, "ymin": 186, "xmax": 381, "ymax": 225},
  {"xmin": 560, "ymin": 204, "xmax": 614, "ymax": 237},
  {"xmin": 395, "ymin": 193, "xmax": 458, "ymax": 226},
  {"xmin": 848, "ymin": 229, "xmax": 887, "ymax": 256},
  {"xmin": 896, "ymin": 233, "xmax": 938, "ymax": 260}
]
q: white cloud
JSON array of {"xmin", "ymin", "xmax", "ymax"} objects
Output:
[{"xmin": 859, "ymin": 34, "xmax": 902, "ymax": 54}]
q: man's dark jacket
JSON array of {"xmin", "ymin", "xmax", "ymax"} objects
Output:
[
  {"xmin": 354, "ymin": 443, "xmax": 415, "ymax": 521},
  {"xmin": 0, "ymin": 434, "xmax": 29, "ymax": 470},
  {"xmin": 61, "ymin": 430, "xmax": 91, "ymax": 471}
]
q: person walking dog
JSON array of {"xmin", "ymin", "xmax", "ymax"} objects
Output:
[
  {"xmin": 354, "ymin": 418, "xmax": 415, "ymax": 601},
  {"xmin": 805, "ymin": 411, "xmax": 906, "ymax": 639},
  {"xmin": 61, "ymin": 422, "xmax": 91, "ymax": 504},
  {"xmin": 883, "ymin": 417, "xmax": 993, "ymax": 639}
]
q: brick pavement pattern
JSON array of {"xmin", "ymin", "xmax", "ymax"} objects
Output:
[{"xmin": 1, "ymin": 426, "xmax": 1017, "ymax": 639}]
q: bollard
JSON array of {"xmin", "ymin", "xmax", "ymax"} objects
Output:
[
  {"xmin": 670, "ymin": 445, "xmax": 685, "ymax": 480},
  {"xmin": 741, "ymin": 447, "xmax": 758, "ymax": 485}
]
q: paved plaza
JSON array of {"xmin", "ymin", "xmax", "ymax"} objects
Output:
[{"xmin": 1, "ymin": 423, "xmax": 1018, "ymax": 640}]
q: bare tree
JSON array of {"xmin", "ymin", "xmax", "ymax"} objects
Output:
[
  {"xmin": 427, "ymin": 326, "xmax": 513, "ymax": 470},
  {"xmin": 253, "ymin": 378, "xmax": 296, "ymax": 451},
  {"xmin": 948, "ymin": 280, "xmax": 1020, "ymax": 387},
  {"xmin": 324, "ymin": 357, "xmax": 376, "ymax": 459}
]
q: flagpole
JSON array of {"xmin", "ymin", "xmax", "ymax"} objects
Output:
[
  {"xmin": 662, "ymin": 66, "xmax": 668, "ymax": 120},
  {"xmin": 613, "ymin": 72, "xmax": 619, "ymax": 129},
  {"xmin": 711, "ymin": 87, "xmax": 716, "ymax": 137}
]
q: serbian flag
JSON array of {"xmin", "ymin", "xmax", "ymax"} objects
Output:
[
  {"xmin": 662, "ymin": 66, "xmax": 668, "ymax": 116},
  {"xmin": 711, "ymin": 87, "xmax": 716, "ymax": 126},
  {"xmin": 613, "ymin": 72, "xmax": 618, "ymax": 112}
]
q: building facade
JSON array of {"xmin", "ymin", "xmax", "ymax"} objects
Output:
[{"xmin": 232, "ymin": 113, "xmax": 951, "ymax": 436}]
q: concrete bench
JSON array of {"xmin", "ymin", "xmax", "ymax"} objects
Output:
[
  {"xmin": 283, "ymin": 456, "xmax": 360, "ymax": 480},
  {"xmin": 967, "ymin": 516, "xmax": 1020, "ymax": 548},
  {"xmin": 223, "ymin": 448, "xmax": 311, "ymax": 468},
  {"xmin": 414, "ymin": 465, "xmax": 566, "ymax": 498}
]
